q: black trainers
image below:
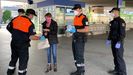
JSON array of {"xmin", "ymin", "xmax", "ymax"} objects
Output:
[
  {"xmin": 18, "ymin": 71, "xmax": 27, "ymax": 75},
  {"xmin": 108, "ymin": 70, "xmax": 118, "ymax": 74},
  {"xmin": 7, "ymin": 68, "xmax": 16, "ymax": 75},
  {"xmin": 70, "ymin": 71, "xmax": 84, "ymax": 75}
]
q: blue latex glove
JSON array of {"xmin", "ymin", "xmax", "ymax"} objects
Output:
[
  {"xmin": 106, "ymin": 40, "xmax": 111, "ymax": 46},
  {"xmin": 115, "ymin": 42, "xmax": 121, "ymax": 49},
  {"xmin": 70, "ymin": 27, "xmax": 76, "ymax": 33},
  {"xmin": 66, "ymin": 25, "xmax": 76, "ymax": 33},
  {"xmin": 40, "ymin": 36, "xmax": 46, "ymax": 41}
]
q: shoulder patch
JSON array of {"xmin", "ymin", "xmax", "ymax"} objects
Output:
[
  {"xmin": 122, "ymin": 23, "xmax": 126, "ymax": 27},
  {"xmin": 109, "ymin": 24, "xmax": 111, "ymax": 26},
  {"xmin": 33, "ymin": 29, "xmax": 36, "ymax": 32},
  {"xmin": 86, "ymin": 22, "xmax": 89, "ymax": 25}
]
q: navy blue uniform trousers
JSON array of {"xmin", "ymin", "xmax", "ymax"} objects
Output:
[
  {"xmin": 111, "ymin": 40, "xmax": 127, "ymax": 75},
  {"xmin": 9, "ymin": 40, "xmax": 29, "ymax": 71},
  {"xmin": 72, "ymin": 33, "xmax": 86, "ymax": 73}
]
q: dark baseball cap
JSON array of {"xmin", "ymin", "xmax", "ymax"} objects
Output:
[
  {"xmin": 109, "ymin": 8, "xmax": 120, "ymax": 13},
  {"xmin": 26, "ymin": 9, "xmax": 37, "ymax": 16},
  {"xmin": 72, "ymin": 4, "xmax": 82, "ymax": 10},
  {"xmin": 18, "ymin": 9, "xmax": 25, "ymax": 13}
]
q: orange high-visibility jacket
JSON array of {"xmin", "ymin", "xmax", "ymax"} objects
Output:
[
  {"xmin": 74, "ymin": 14, "xmax": 85, "ymax": 27},
  {"xmin": 12, "ymin": 16, "xmax": 32, "ymax": 33}
]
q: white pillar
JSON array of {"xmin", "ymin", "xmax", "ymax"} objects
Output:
[{"xmin": 0, "ymin": 1, "xmax": 2, "ymax": 24}]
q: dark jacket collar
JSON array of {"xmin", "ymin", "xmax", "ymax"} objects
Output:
[{"xmin": 114, "ymin": 16, "xmax": 120, "ymax": 20}]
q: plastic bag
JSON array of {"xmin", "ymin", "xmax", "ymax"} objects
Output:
[{"xmin": 37, "ymin": 39, "xmax": 50, "ymax": 50}]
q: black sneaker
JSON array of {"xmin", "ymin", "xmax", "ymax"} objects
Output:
[
  {"xmin": 70, "ymin": 71, "xmax": 84, "ymax": 75},
  {"xmin": 7, "ymin": 68, "xmax": 16, "ymax": 75},
  {"xmin": 18, "ymin": 72, "xmax": 27, "ymax": 75},
  {"xmin": 108, "ymin": 70, "xmax": 118, "ymax": 74}
]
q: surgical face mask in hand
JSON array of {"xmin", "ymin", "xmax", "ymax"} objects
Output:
[
  {"xmin": 40, "ymin": 36, "xmax": 46, "ymax": 41},
  {"xmin": 74, "ymin": 11, "xmax": 79, "ymax": 16}
]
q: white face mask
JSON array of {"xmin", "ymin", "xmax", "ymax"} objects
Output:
[
  {"xmin": 74, "ymin": 11, "xmax": 79, "ymax": 16},
  {"xmin": 110, "ymin": 13, "xmax": 114, "ymax": 17},
  {"xmin": 111, "ymin": 13, "xmax": 117, "ymax": 18}
]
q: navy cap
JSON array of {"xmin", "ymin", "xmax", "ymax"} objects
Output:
[
  {"xmin": 72, "ymin": 4, "xmax": 82, "ymax": 10},
  {"xmin": 109, "ymin": 8, "xmax": 120, "ymax": 13},
  {"xmin": 18, "ymin": 9, "xmax": 25, "ymax": 13},
  {"xmin": 26, "ymin": 9, "xmax": 37, "ymax": 16}
]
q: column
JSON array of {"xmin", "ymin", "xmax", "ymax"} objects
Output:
[{"xmin": 0, "ymin": 1, "xmax": 2, "ymax": 24}]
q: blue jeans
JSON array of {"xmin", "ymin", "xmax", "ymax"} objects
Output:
[{"xmin": 47, "ymin": 44, "xmax": 57, "ymax": 64}]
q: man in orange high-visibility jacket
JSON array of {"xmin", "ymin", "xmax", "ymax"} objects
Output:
[
  {"xmin": 6, "ymin": 9, "xmax": 39, "ymax": 75},
  {"xmin": 70, "ymin": 4, "xmax": 89, "ymax": 75}
]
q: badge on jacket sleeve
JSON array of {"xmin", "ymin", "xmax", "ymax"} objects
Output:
[
  {"xmin": 33, "ymin": 29, "xmax": 36, "ymax": 32},
  {"xmin": 86, "ymin": 22, "xmax": 89, "ymax": 25},
  {"xmin": 122, "ymin": 23, "xmax": 126, "ymax": 27}
]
